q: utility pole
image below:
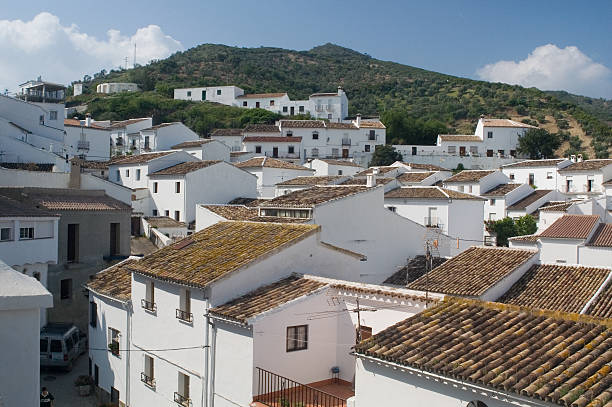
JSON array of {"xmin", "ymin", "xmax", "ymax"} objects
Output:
[
  {"xmin": 425, "ymin": 241, "xmax": 431, "ymax": 305},
  {"xmin": 133, "ymin": 43, "xmax": 137, "ymax": 68},
  {"xmin": 125, "ymin": 56, "xmax": 129, "ymax": 70}
]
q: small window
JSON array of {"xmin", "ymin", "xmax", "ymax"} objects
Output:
[
  {"xmin": 387, "ymin": 206, "xmax": 397, "ymax": 213},
  {"xmin": 487, "ymin": 131, "xmax": 493, "ymax": 139},
  {"xmin": 368, "ymin": 130, "xmax": 375, "ymax": 141},
  {"xmin": 486, "ymin": 149, "xmax": 494, "ymax": 157},
  {"xmin": 338, "ymin": 170, "xmax": 343, "ymax": 175},
  {"xmin": 287, "ymin": 131, "xmax": 293, "ymax": 137},
  {"xmin": 20, "ymin": 227, "xmax": 34, "ymax": 239},
  {"xmin": 125, "ymin": 169, "xmax": 130, "ymax": 177},
  {"xmin": 509, "ymin": 173, "xmax": 515, "ymax": 180},
  {"xmin": 177, "ymin": 372, "xmax": 190, "ymax": 405},
  {"xmin": 299, "ymin": 105, "xmax": 304, "ymax": 112},
  {"xmin": 49, "ymin": 111, "xmax": 58, "ymax": 121},
  {"xmin": 364, "ymin": 145, "xmax": 371, "ymax": 152},
  {"xmin": 282, "ymin": 106, "xmax": 288, "ymax": 113},
  {"xmin": 547, "ymin": 172, "xmax": 553, "ymax": 179},
  {"xmin": 489, "ymin": 213, "xmax": 496, "ymax": 220},
  {"xmin": 288, "ymin": 146, "xmax": 295, "ymax": 154},
  {"xmin": 175, "ymin": 182, "xmax": 181, "ymax": 193},
  {"xmin": 270, "ymin": 100, "xmax": 275, "ymax": 106},
  {"xmin": 174, "ymin": 211, "xmax": 180, "ymax": 221},
  {"xmin": 108, "ymin": 327, "xmax": 120, "ymax": 356},
  {"xmin": 143, "ymin": 355, "xmax": 155, "ymax": 386},
  {"xmin": 39, "ymin": 115, "xmax": 45, "ymax": 125},
  {"xmin": 255, "ymin": 146, "xmax": 262, "ymax": 154},
  {"xmin": 243, "ymin": 101, "xmax": 247, "ymax": 107},
  {"xmin": 468, "ymin": 185, "xmax": 473, "ymax": 193},
  {"xmin": 287, "ymin": 325, "xmax": 308, "ymax": 352},
  {"xmin": 1, "ymin": 227, "xmax": 12, "ymax": 241},
  {"xmin": 136, "ymin": 169, "xmax": 141, "ymax": 181},
  {"xmin": 50, "ymin": 339, "xmax": 62, "ymax": 353},
  {"xmin": 217, "ymin": 89, "xmax": 221, "ymax": 95},
  {"xmin": 447, "ymin": 146, "xmax": 456, "ymax": 154},
  {"xmin": 458, "ymin": 185, "xmax": 465, "ymax": 192},
  {"xmin": 490, "ymin": 199, "xmax": 496, "ymax": 205},
  {"xmin": 116, "ymin": 170, "xmax": 120, "ymax": 181},
  {"xmin": 60, "ymin": 278, "xmax": 72, "ymax": 300},
  {"xmin": 153, "ymin": 182, "xmax": 158, "ymax": 193},
  {"xmin": 256, "ymin": 102, "xmax": 260, "ymax": 108},
  {"xmin": 164, "ymin": 210, "xmax": 169, "ymax": 217},
  {"xmin": 152, "ymin": 209, "xmax": 158, "ymax": 216},
  {"xmin": 311, "ymin": 148, "xmax": 319, "ymax": 157},
  {"xmin": 40, "ymin": 338, "xmax": 48, "ymax": 353},
  {"xmin": 187, "ymin": 91, "xmax": 191, "ymax": 97},
  {"xmin": 90, "ymin": 301, "xmax": 97, "ymax": 328},
  {"xmin": 312, "ymin": 132, "xmax": 319, "ymax": 140}
]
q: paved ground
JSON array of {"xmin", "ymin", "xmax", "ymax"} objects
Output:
[
  {"xmin": 130, "ymin": 236, "xmax": 158, "ymax": 256},
  {"xmin": 41, "ymin": 352, "xmax": 97, "ymax": 407}
]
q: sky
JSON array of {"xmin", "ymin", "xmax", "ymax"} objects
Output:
[{"xmin": 2, "ymin": 0, "xmax": 611, "ymax": 98}]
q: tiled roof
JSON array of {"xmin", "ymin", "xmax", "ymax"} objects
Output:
[
  {"xmin": 227, "ymin": 197, "xmax": 262, "ymax": 206},
  {"xmin": 235, "ymin": 157, "xmax": 313, "ymax": 171},
  {"xmin": 276, "ymin": 176, "xmax": 345, "ymax": 186},
  {"xmin": 0, "ymin": 194, "xmax": 55, "ymax": 217},
  {"xmin": 280, "ymin": 120, "xmax": 326, "ymax": 129},
  {"xmin": 400, "ymin": 162, "xmax": 448, "ymax": 171},
  {"xmin": 35, "ymin": 195, "xmax": 132, "ymax": 211},
  {"xmin": 148, "ymin": 161, "xmax": 221, "ymax": 176},
  {"xmin": 482, "ymin": 118, "xmax": 537, "ymax": 128},
  {"xmin": 64, "ymin": 119, "xmax": 108, "ymax": 130},
  {"xmin": 406, "ymin": 247, "xmax": 537, "ymax": 296},
  {"xmin": 0, "ymin": 162, "xmax": 54, "ymax": 172},
  {"xmin": 141, "ymin": 122, "xmax": 181, "ymax": 131},
  {"xmin": 243, "ymin": 136, "xmax": 302, "ymax": 143},
  {"xmin": 357, "ymin": 120, "xmax": 386, "ymax": 129},
  {"xmin": 508, "ymin": 234, "xmax": 539, "ymax": 243},
  {"xmin": 539, "ymin": 214, "xmax": 600, "ymax": 239},
  {"xmin": 355, "ymin": 297, "xmax": 612, "ymax": 406},
  {"xmin": 586, "ymin": 279, "xmax": 612, "ymax": 318},
  {"xmin": 209, "ymin": 275, "xmax": 327, "ymax": 324},
  {"xmin": 70, "ymin": 159, "xmax": 109, "ymax": 170},
  {"xmin": 481, "ymin": 183, "xmax": 523, "ymax": 196},
  {"xmin": 236, "ymin": 93, "xmax": 287, "ymax": 99},
  {"xmin": 171, "ymin": 139, "xmax": 215, "ymax": 149},
  {"xmin": 502, "ymin": 159, "xmax": 566, "ymax": 168},
  {"xmin": 318, "ymin": 159, "xmax": 362, "ymax": 167},
  {"xmin": 109, "ymin": 118, "xmax": 149, "ymax": 128},
  {"xmin": 354, "ymin": 166, "xmax": 397, "ymax": 177},
  {"xmin": 385, "ymin": 186, "xmax": 483, "ymax": 200},
  {"xmin": 559, "ymin": 159, "xmax": 612, "ymax": 172},
  {"xmin": 339, "ymin": 177, "xmax": 395, "ymax": 186},
  {"xmin": 498, "ymin": 264, "xmax": 611, "ymax": 313},
  {"xmin": 444, "ymin": 170, "xmax": 494, "ymax": 183},
  {"xmin": 144, "ymin": 216, "xmax": 186, "ymax": 228},
  {"xmin": 506, "ymin": 189, "xmax": 553, "ymax": 210},
  {"xmin": 383, "ymin": 256, "xmax": 447, "ymax": 286},
  {"xmin": 201, "ymin": 205, "xmax": 258, "ymax": 221},
  {"xmin": 127, "ymin": 222, "xmax": 319, "ymax": 288},
  {"xmin": 438, "ymin": 134, "xmax": 481, "ymax": 142},
  {"xmin": 87, "ymin": 260, "xmax": 135, "ymax": 302},
  {"xmin": 310, "ymin": 92, "xmax": 339, "ymax": 97},
  {"xmin": 538, "ymin": 201, "xmax": 576, "ymax": 212},
  {"xmin": 588, "ymin": 223, "xmax": 612, "ymax": 247},
  {"xmin": 396, "ymin": 172, "xmax": 435, "ymax": 183},
  {"xmin": 243, "ymin": 124, "xmax": 280, "ymax": 133},
  {"xmin": 247, "ymin": 216, "xmax": 310, "ymax": 224},
  {"xmin": 210, "ymin": 128, "xmax": 243, "ymax": 137},
  {"xmin": 110, "ymin": 151, "xmax": 174, "ymax": 165},
  {"xmin": 325, "ymin": 122, "xmax": 357, "ymax": 129},
  {"xmin": 260, "ymin": 186, "xmax": 369, "ymax": 208}
]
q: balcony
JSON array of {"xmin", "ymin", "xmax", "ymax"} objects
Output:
[
  {"xmin": 141, "ymin": 299, "xmax": 157, "ymax": 313},
  {"xmin": 176, "ymin": 308, "xmax": 193, "ymax": 323},
  {"xmin": 140, "ymin": 372, "xmax": 156, "ymax": 388},
  {"xmin": 174, "ymin": 392, "xmax": 192, "ymax": 407},
  {"xmin": 424, "ymin": 216, "xmax": 443, "ymax": 228},
  {"xmin": 561, "ymin": 184, "xmax": 600, "ymax": 194},
  {"xmin": 77, "ymin": 140, "xmax": 90, "ymax": 151}
]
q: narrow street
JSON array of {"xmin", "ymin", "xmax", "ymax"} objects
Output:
[{"xmin": 41, "ymin": 353, "xmax": 97, "ymax": 407}]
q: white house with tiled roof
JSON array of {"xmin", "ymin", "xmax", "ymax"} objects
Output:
[
  {"xmin": 173, "ymin": 85, "xmax": 245, "ymax": 105},
  {"xmin": 558, "ymin": 158, "xmax": 612, "ymax": 198},
  {"xmin": 480, "ymin": 183, "xmax": 534, "ymax": 221},
  {"xmin": 235, "ymin": 156, "xmax": 315, "ymax": 198},
  {"xmin": 501, "ymin": 158, "xmax": 571, "ymax": 189},
  {"xmin": 443, "ymin": 169, "xmax": 508, "ymax": 196},
  {"xmin": 107, "ymin": 117, "xmax": 152, "ymax": 155},
  {"xmin": 64, "ymin": 117, "xmax": 112, "ymax": 161},
  {"xmin": 136, "ymin": 122, "xmax": 200, "ymax": 154},
  {"xmin": 304, "ymin": 158, "xmax": 365, "ymax": 176},
  {"xmin": 170, "ymin": 138, "xmax": 230, "ymax": 161}
]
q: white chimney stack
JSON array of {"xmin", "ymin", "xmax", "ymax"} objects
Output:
[
  {"xmin": 366, "ymin": 168, "xmax": 379, "ymax": 187},
  {"xmin": 356, "ymin": 113, "xmax": 362, "ymax": 127},
  {"xmin": 577, "ymin": 154, "xmax": 583, "ymax": 162},
  {"xmin": 85, "ymin": 113, "xmax": 91, "ymax": 127},
  {"xmin": 337, "ymin": 86, "xmax": 344, "ymax": 96},
  {"xmin": 570, "ymin": 154, "xmax": 576, "ymax": 163}
]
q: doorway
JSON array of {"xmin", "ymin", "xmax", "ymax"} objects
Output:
[
  {"xmin": 459, "ymin": 146, "xmax": 466, "ymax": 156},
  {"xmin": 272, "ymin": 147, "xmax": 279, "ymax": 158},
  {"xmin": 412, "ymin": 146, "xmax": 417, "ymax": 156},
  {"xmin": 290, "ymin": 106, "xmax": 295, "ymax": 115},
  {"xmin": 110, "ymin": 223, "xmax": 120, "ymax": 256},
  {"xmin": 67, "ymin": 224, "xmax": 79, "ymax": 263}
]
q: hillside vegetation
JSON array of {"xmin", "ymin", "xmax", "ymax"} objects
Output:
[{"xmin": 70, "ymin": 43, "xmax": 612, "ymax": 158}]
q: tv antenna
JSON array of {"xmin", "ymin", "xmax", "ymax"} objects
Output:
[{"xmin": 133, "ymin": 43, "xmax": 137, "ymax": 68}]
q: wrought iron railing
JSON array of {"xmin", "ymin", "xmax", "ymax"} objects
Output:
[
  {"xmin": 176, "ymin": 308, "xmax": 193, "ymax": 323},
  {"xmin": 254, "ymin": 367, "xmax": 347, "ymax": 407},
  {"xmin": 424, "ymin": 216, "xmax": 442, "ymax": 228},
  {"xmin": 140, "ymin": 372, "xmax": 155, "ymax": 387},
  {"xmin": 77, "ymin": 140, "xmax": 90, "ymax": 150},
  {"xmin": 174, "ymin": 392, "xmax": 192, "ymax": 407},
  {"xmin": 141, "ymin": 299, "xmax": 157, "ymax": 312}
]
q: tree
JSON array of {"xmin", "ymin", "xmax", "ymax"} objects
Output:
[
  {"xmin": 485, "ymin": 215, "xmax": 537, "ymax": 247},
  {"xmin": 515, "ymin": 215, "xmax": 537, "ymax": 236},
  {"xmin": 517, "ymin": 128, "xmax": 561, "ymax": 159},
  {"xmin": 369, "ymin": 145, "xmax": 402, "ymax": 166}
]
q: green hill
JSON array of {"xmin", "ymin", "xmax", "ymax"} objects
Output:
[{"xmin": 70, "ymin": 43, "xmax": 612, "ymax": 158}]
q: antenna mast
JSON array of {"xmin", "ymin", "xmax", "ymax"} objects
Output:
[{"xmin": 133, "ymin": 43, "xmax": 137, "ymax": 68}]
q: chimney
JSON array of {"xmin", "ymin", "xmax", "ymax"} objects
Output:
[
  {"xmin": 337, "ymin": 86, "xmax": 344, "ymax": 96},
  {"xmin": 570, "ymin": 154, "xmax": 576, "ymax": 163},
  {"xmin": 366, "ymin": 168, "xmax": 379, "ymax": 187},
  {"xmin": 69, "ymin": 160, "xmax": 81, "ymax": 189},
  {"xmin": 577, "ymin": 154, "xmax": 583, "ymax": 162},
  {"xmin": 356, "ymin": 113, "xmax": 362, "ymax": 127},
  {"xmin": 85, "ymin": 113, "xmax": 91, "ymax": 127}
]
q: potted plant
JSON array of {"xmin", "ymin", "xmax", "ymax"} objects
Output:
[
  {"xmin": 108, "ymin": 342, "xmax": 119, "ymax": 356},
  {"xmin": 74, "ymin": 375, "xmax": 93, "ymax": 396}
]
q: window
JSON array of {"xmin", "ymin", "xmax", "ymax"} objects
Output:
[
  {"xmin": 201, "ymin": 90, "xmax": 206, "ymax": 100},
  {"xmin": 510, "ymin": 150, "xmax": 516, "ymax": 157},
  {"xmin": 487, "ymin": 131, "xmax": 493, "ymax": 139},
  {"xmin": 470, "ymin": 146, "xmax": 478, "ymax": 155},
  {"xmin": 142, "ymin": 281, "xmax": 156, "ymax": 312},
  {"xmin": 447, "ymin": 146, "xmax": 456, "ymax": 154},
  {"xmin": 39, "ymin": 115, "xmax": 44, "ymax": 125},
  {"xmin": 282, "ymin": 106, "xmax": 288, "ymax": 113},
  {"xmin": 468, "ymin": 185, "xmax": 473, "ymax": 193},
  {"xmin": 175, "ymin": 182, "xmax": 181, "ymax": 193},
  {"xmin": 299, "ymin": 105, "xmax": 304, "ymax": 112},
  {"xmin": 387, "ymin": 206, "xmax": 397, "ymax": 213},
  {"xmin": 489, "ymin": 213, "xmax": 496, "ymax": 220},
  {"xmin": 1, "ymin": 228, "xmax": 11, "ymax": 241},
  {"xmin": 20, "ymin": 227, "xmax": 34, "ymax": 239},
  {"xmin": 153, "ymin": 182, "xmax": 158, "ymax": 193},
  {"xmin": 331, "ymin": 148, "xmax": 339, "ymax": 157},
  {"xmin": 490, "ymin": 199, "xmax": 496, "ymax": 205},
  {"xmin": 33, "ymin": 272, "xmax": 40, "ymax": 281},
  {"xmin": 152, "ymin": 209, "xmax": 158, "ymax": 216},
  {"xmin": 509, "ymin": 173, "xmax": 515, "ymax": 180},
  {"xmin": 328, "ymin": 114, "xmax": 332, "ymax": 119},
  {"xmin": 528, "ymin": 173, "xmax": 535, "ymax": 185},
  {"xmin": 176, "ymin": 373, "xmax": 190, "ymax": 406},
  {"xmin": 116, "ymin": 170, "xmax": 121, "ymax": 181},
  {"xmin": 338, "ymin": 170, "xmax": 343, "ymax": 175},
  {"xmin": 498, "ymin": 150, "xmax": 505, "ymax": 156},
  {"xmin": 486, "ymin": 149, "xmax": 493, "ymax": 157},
  {"xmin": 186, "ymin": 91, "xmax": 191, "ymax": 97},
  {"xmin": 216, "ymin": 89, "xmax": 221, "ymax": 95},
  {"xmin": 546, "ymin": 172, "xmax": 553, "ymax": 179},
  {"xmin": 94, "ymin": 365, "xmax": 99, "ymax": 386},
  {"xmin": 368, "ymin": 130, "xmax": 376, "ymax": 141},
  {"xmin": 176, "ymin": 289, "xmax": 192, "ymax": 323},
  {"xmin": 108, "ymin": 327, "xmax": 120, "ymax": 356},
  {"xmin": 40, "ymin": 338, "xmax": 48, "ymax": 353},
  {"xmin": 270, "ymin": 100, "xmax": 275, "ymax": 106},
  {"xmin": 165, "ymin": 210, "xmax": 170, "ymax": 217},
  {"xmin": 288, "ymin": 146, "xmax": 295, "ymax": 154},
  {"xmin": 287, "ymin": 325, "xmax": 308, "ymax": 352},
  {"xmin": 364, "ymin": 145, "xmax": 371, "ymax": 152},
  {"xmin": 136, "ymin": 169, "xmax": 141, "ymax": 181},
  {"xmin": 125, "ymin": 169, "xmax": 130, "ymax": 177},
  {"xmin": 311, "ymin": 148, "xmax": 319, "ymax": 157},
  {"xmin": 255, "ymin": 102, "xmax": 260, "ymax": 108},
  {"xmin": 60, "ymin": 278, "xmax": 72, "ymax": 300},
  {"xmin": 90, "ymin": 301, "xmax": 97, "ymax": 328},
  {"xmin": 144, "ymin": 136, "xmax": 150, "ymax": 150},
  {"xmin": 243, "ymin": 101, "xmax": 247, "ymax": 107},
  {"xmin": 142, "ymin": 355, "xmax": 155, "ymax": 387},
  {"xmin": 312, "ymin": 132, "xmax": 319, "ymax": 140},
  {"xmin": 255, "ymin": 146, "xmax": 262, "ymax": 154},
  {"xmin": 49, "ymin": 111, "xmax": 58, "ymax": 121},
  {"xmin": 174, "ymin": 211, "xmax": 180, "ymax": 221},
  {"xmin": 458, "ymin": 185, "xmax": 465, "ymax": 192}
]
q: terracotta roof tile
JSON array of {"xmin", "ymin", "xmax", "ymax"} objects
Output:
[
  {"xmin": 260, "ymin": 186, "xmax": 369, "ymax": 208},
  {"xmin": 236, "ymin": 93, "xmax": 287, "ymax": 99},
  {"xmin": 280, "ymin": 120, "xmax": 326, "ymax": 129},
  {"xmin": 407, "ymin": 247, "xmax": 537, "ymax": 296},
  {"xmin": 127, "ymin": 222, "xmax": 319, "ymax": 289},
  {"xmin": 507, "ymin": 189, "xmax": 553, "ymax": 210},
  {"xmin": 243, "ymin": 136, "xmax": 302, "ymax": 143},
  {"xmin": 438, "ymin": 135, "xmax": 481, "ymax": 142},
  {"xmin": 0, "ymin": 194, "xmax": 55, "ymax": 217},
  {"xmin": 396, "ymin": 172, "xmax": 435, "ymax": 184},
  {"xmin": 209, "ymin": 275, "xmax": 327, "ymax": 324},
  {"xmin": 354, "ymin": 166, "xmax": 398, "ymax": 177},
  {"xmin": 339, "ymin": 177, "xmax": 395, "ymax": 186},
  {"xmin": 201, "ymin": 205, "xmax": 258, "ymax": 221},
  {"xmin": 171, "ymin": 139, "xmax": 215, "ymax": 149},
  {"xmin": 355, "ymin": 297, "xmax": 612, "ymax": 406},
  {"xmin": 247, "ymin": 216, "xmax": 310, "ymax": 224},
  {"xmin": 242, "ymin": 124, "xmax": 280, "ymax": 133},
  {"xmin": 235, "ymin": 157, "xmax": 312, "ymax": 171},
  {"xmin": 70, "ymin": 159, "xmax": 109, "ymax": 170},
  {"xmin": 276, "ymin": 176, "xmax": 345, "ymax": 186},
  {"xmin": 110, "ymin": 151, "xmax": 174, "ymax": 165},
  {"xmin": 144, "ymin": 216, "xmax": 186, "ymax": 228},
  {"xmin": 538, "ymin": 201, "xmax": 576, "ymax": 212},
  {"xmin": 482, "ymin": 118, "xmax": 537, "ymax": 128},
  {"xmin": 444, "ymin": 170, "xmax": 495, "ymax": 183},
  {"xmin": 149, "ymin": 161, "xmax": 221, "ymax": 176},
  {"xmin": 588, "ymin": 223, "xmax": 612, "ymax": 247},
  {"xmin": 508, "ymin": 234, "xmax": 539, "ymax": 243},
  {"xmin": 400, "ymin": 162, "xmax": 448, "ymax": 171},
  {"xmin": 383, "ymin": 256, "xmax": 448, "ymax": 286},
  {"xmin": 210, "ymin": 128, "xmax": 243, "ymax": 137},
  {"xmin": 227, "ymin": 197, "xmax": 262, "ymax": 206},
  {"xmin": 357, "ymin": 120, "xmax": 386, "ymax": 129},
  {"xmin": 0, "ymin": 162, "xmax": 55, "ymax": 172},
  {"xmin": 64, "ymin": 119, "xmax": 108, "ymax": 130},
  {"xmin": 559, "ymin": 159, "xmax": 612, "ymax": 172},
  {"xmin": 141, "ymin": 122, "xmax": 181, "ymax": 131},
  {"xmin": 318, "ymin": 159, "xmax": 362, "ymax": 167},
  {"xmin": 385, "ymin": 186, "xmax": 483, "ymax": 200},
  {"xmin": 325, "ymin": 122, "xmax": 357, "ymax": 129},
  {"xmin": 0, "ymin": 188, "xmax": 131, "ymax": 212},
  {"xmin": 586, "ymin": 279, "xmax": 612, "ymax": 318},
  {"xmin": 481, "ymin": 183, "xmax": 523, "ymax": 196},
  {"xmin": 539, "ymin": 214, "xmax": 600, "ymax": 239},
  {"xmin": 502, "ymin": 159, "xmax": 566, "ymax": 168},
  {"xmin": 87, "ymin": 260, "xmax": 135, "ymax": 302},
  {"xmin": 498, "ymin": 264, "xmax": 611, "ymax": 313},
  {"xmin": 109, "ymin": 118, "xmax": 150, "ymax": 129}
]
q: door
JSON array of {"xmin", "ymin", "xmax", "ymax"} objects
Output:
[
  {"xmin": 201, "ymin": 90, "xmax": 206, "ymax": 100},
  {"xmin": 342, "ymin": 149, "xmax": 349, "ymax": 158},
  {"xmin": 272, "ymin": 147, "xmax": 278, "ymax": 158},
  {"xmin": 131, "ymin": 216, "xmax": 141, "ymax": 236},
  {"xmin": 67, "ymin": 224, "xmax": 79, "ymax": 263},
  {"xmin": 459, "ymin": 146, "xmax": 466, "ymax": 156},
  {"xmin": 528, "ymin": 173, "xmax": 535, "ymax": 186},
  {"xmin": 290, "ymin": 106, "xmax": 295, "ymax": 115},
  {"xmin": 110, "ymin": 223, "xmax": 120, "ymax": 256},
  {"xmin": 412, "ymin": 147, "xmax": 417, "ymax": 156},
  {"xmin": 428, "ymin": 207, "xmax": 438, "ymax": 227}
]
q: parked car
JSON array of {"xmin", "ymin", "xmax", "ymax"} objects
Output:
[{"xmin": 40, "ymin": 323, "xmax": 87, "ymax": 371}]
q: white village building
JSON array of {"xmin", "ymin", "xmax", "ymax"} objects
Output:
[
  {"xmin": 96, "ymin": 82, "xmax": 139, "ymax": 94},
  {"xmin": 501, "ymin": 158, "xmax": 572, "ymax": 189},
  {"xmin": 443, "ymin": 169, "xmax": 509, "ymax": 196},
  {"xmin": 108, "ymin": 118, "xmax": 153, "ymax": 156},
  {"xmin": 235, "ymin": 157, "xmax": 315, "ymax": 198},
  {"xmin": 304, "ymin": 158, "xmax": 365, "ymax": 176},
  {"xmin": 64, "ymin": 117, "xmax": 111, "ymax": 161},
  {"xmin": 170, "ymin": 139, "xmax": 231, "ymax": 161}
]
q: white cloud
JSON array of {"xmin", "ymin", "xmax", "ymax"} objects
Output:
[
  {"xmin": 0, "ymin": 12, "xmax": 183, "ymax": 92},
  {"xmin": 477, "ymin": 44, "xmax": 612, "ymax": 98}
]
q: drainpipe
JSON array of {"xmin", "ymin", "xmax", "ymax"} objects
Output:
[
  {"xmin": 208, "ymin": 321, "xmax": 217, "ymax": 407},
  {"xmin": 125, "ymin": 300, "xmax": 132, "ymax": 406},
  {"xmin": 202, "ymin": 308, "xmax": 210, "ymax": 407}
]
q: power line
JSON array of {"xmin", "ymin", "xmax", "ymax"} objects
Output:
[{"xmin": 88, "ymin": 345, "xmax": 207, "ymax": 352}]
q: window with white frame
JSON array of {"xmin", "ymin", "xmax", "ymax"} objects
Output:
[
  {"xmin": 0, "ymin": 227, "xmax": 11, "ymax": 241},
  {"xmin": 49, "ymin": 111, "xmax": 58, "ymax": 121},
  {"xmin": 153, "ymin": 182, "xmax": 158, "ymax": 193},
  {"xmin": 175, "ymin": 182, "xmax": 181, "ymax": 193},
  {"xmin": 176, "ymin": 288, "xmax": 192, "ymax": 323},
  {"xmin": 142, "ymin": 355, "xmax": 155, "ymax": 387},
  {"xmin": 312, "ymin": 132, "xmax": 319, "ymax": 140},
  {"xmin": 136, "ymin": 169, "xmax": 141, "ymax": 181},
  {"xmin": 311, "ymin": 148, "xmax": 319, "ymax": 157},
  {"xmin": 19, "ymin": 227, "xmax": 34, "ymax": 239},
  {"xmin": 547, "ymin": 172, "xmax": 553, "ymax": 179},
  {"xmin": 255, "ymin": 146, "xmax": 262, "ymax": 154},
  {"xmin": 286, "ymin": 325, "xmax": 308, "ymax": 352},
  {"xmin": 108, "ymin": 327, "xmax": 120, "ymax": 356},
  {"xmin": 447, "ymin": 146, "xmax": 456, "ymax": 154},
  {"xmin": 487, "ymin": 131, "xmax": 493, "ymax": 138},
  {"xmin": 125, "ymin": 169, "xmax": 130, "ymax": 177},
  {"xmin": 175, "ymin": 372, "xmax": 190, "ymax": 406}
]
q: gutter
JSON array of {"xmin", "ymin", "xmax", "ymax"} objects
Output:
[{"xmin": 355, "ymin": 353, "xmax": 550, "ymax": 407}]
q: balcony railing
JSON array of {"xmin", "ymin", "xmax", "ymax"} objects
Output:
[
  {"xmin": 176, "ymin": 308, "xmax": 193, "ymax": 323},
  {"xmin": 77, "ymin": 140, "xmax": 90, "ymax": 151},
  {"xmin": 561, "ymin": 184, "xmax": 600, "ymax": 194},
  {"xmin": 255, "ymin": 367, "xmax": 347, "ymax": 407},
  {"xmin": 424, "ymin": 216, "xmax": 442, "ymax": 228},
  {"xmin": 141, "ymin": 372, "xmax": 156, "ymax": 388},
  {"xmin": 141, "ymin": 299, "xmax": 157, "ymax": 312},
  {"xmin": 174, "ymin": 392, "xmax": 192, "ymax": 407}
]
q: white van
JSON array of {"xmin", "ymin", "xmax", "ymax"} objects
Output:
[{"xmin": 40, "ymin": 323, "xmax": 87, "ymax": 371}]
